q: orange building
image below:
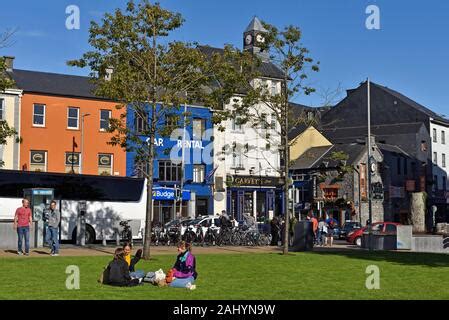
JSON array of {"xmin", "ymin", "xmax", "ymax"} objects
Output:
[{"xmin": 11, "ymin": 68, "xmax": 126, "ymax": 176}]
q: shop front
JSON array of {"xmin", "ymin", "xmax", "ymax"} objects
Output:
[
  {"xmin": 226, "ymin": 175, "xmax": 284, "ymax": 222},
  {"xmin": 152, "ymin": 186, "xmax": 191, "ymax": 224}
]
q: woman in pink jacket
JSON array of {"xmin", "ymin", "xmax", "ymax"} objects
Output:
[{"xmin": 169, "ymin": 241, "xmax": 197, "ymax": 290}]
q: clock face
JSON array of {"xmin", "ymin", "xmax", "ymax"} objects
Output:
[
  {"xmin": 256, "ymin": 34, "xmax": 265, "ymax": 43},
  {"xmin": 245, "ymin": 34, "xmax": 252, "ymax": 45},
  {"xmin": 370, "ymin": 162, "xmax": 377, "ymax": 173}
]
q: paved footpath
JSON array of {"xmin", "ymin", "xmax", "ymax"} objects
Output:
[{"xmin": 0, "ymin": 241, "xmax": 357, "ymax": 258}]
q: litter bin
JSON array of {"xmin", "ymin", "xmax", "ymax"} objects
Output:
[{"xmin": 291, "ymin": 221, "xmax": 314, "ymax": 251}]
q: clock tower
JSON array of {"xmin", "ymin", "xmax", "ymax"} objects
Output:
[{"xmin": 243, "ymin": 16, "xmax": 269, "ymax": 61}]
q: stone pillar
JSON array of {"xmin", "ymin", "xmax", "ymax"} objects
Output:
[{"xmin": 410, "ymin": 192, "xmax": 426, "ymax": 233}]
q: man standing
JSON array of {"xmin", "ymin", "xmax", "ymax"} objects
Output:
[
  {"xmin": 46, "ymin": 200, "xmax": 61, "ymax": 256},
  {"xmin": 14, "ymin": 199, "xmax": 33, "ymax": 256}
]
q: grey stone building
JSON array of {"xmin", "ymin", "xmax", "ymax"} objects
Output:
[{"xmin": 290, "ymin": 138, "xmax": 414, "ymax": 226}]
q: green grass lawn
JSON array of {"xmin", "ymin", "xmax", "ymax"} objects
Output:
[{"xmin": 1, "ymin": 250, "xmax": 448, "ymax": 300}]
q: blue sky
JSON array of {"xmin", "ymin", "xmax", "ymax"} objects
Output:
[{"xmin": 1, "ymin": 0, "xmax": 448, "ymax": 116}]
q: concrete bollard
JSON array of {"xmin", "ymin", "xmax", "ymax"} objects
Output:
[
  {"xmin": 102, "ymin": 229, "xmax": 107, "ymax": 246},
  {"xmin": 116, "ymin": 230, "xmax": 120, "ymax": 246}
]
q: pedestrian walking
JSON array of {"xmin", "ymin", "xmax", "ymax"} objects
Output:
[
  {"xmin": 317, "ymin": 216, "xmax": 327, "ymax": 246},
  {"xmin": 45, "ymin": 200, "xmax": 61, "ymax": 256},
  {"xmin": 325, "ymin": 214, "xmax": 338, "ymax": 247},
  {"xmin": 14, "ymin": 199, "xmax": 33, "ymax": 256}
]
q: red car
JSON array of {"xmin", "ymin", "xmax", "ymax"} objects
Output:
[{"xmin": 346, "ymin": 222, "xmax": 401, "ymax": 247}]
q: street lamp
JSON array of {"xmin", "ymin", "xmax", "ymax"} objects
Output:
[{"xmin": 80, "ymin": 113, "xmax": 91, "ymax": 174}]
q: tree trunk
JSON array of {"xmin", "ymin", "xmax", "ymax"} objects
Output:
[
  {"xmin": 410, "ymin": 192, "xmax": 426, "ymax": 233},
  {"xmin": 143, "ymin": 105, "xmax": 157, "ymax": 260}
]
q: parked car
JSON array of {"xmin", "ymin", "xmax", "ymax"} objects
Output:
[
  {"xmin": 340, "ymin": 221, "xmax": 362, "ymax": 239},
  {"xmin": 346, "ymin": 222, "xmax": 401, "ymax": 247},
  {"xmin": 185, "ymin": 215, "xmax": 221, "ymax": 237}
]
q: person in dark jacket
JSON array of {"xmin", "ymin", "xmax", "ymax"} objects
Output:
[
  {"xmin": 270, "ymin": 217, "xmax": 280, "ymax": 246},
  {"xmin": 103, "ymin": 248, "xmax": 141, "ymax": 287},
  {"xmin": 170, "ymin": 241, "xmax": 197, "ymax": 290}
]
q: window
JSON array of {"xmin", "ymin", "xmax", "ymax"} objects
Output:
[
  {"xmin": 65, "ymin": 152, "xmax": 80, "ymax": 173},
  {"xmin": 30, "ymin": 151, "xmax": 47, "ymax": 172},
  {"xmin": 231, "ymin": 115, "xmax": 243, "ymax": 131},
  {"xmin": 385, "ymin": 224, "xmax": 397, "ymax": 233},
  {"xmin": 0, "ymin": 98, "xmax": 4, "ymax": 120},
  {"xmin": 158, "ymin": 160, "xmax": 181, "ymax": 181},
  {"xmin": 261, "ymin": 113, "xmax": 268, "ymax": 129},
  {"xmin": 271, "ymin": 113, "xmax": 276, "ymax": 130},
  {"xmin": 443, "ymin": 154, "xmax": 446, "ymax": 168},
  {"xmin": 33, "ymin": 104, "xmax": 45, "ymax": 127},
  {"xmin": 192, "ymin": 118, "xmax": 205, "ymax": 140},
  {"xmin": 397, "ymin": 157, "xmax": 401, "ymax": 175},
  {"xmin": 271, "ymin": 81, "xmax": 277, "ymax": 95},
  {"xmin": 443, "ymin": 177, "xmax": 447, "ymax": 191},
  {"xmin": 433, "ymin": 128, "xmax": 437, "ymax": 142},
  {"xmin": 98, "ymin": 154, "xmax": 113, "ymax": 175},
  {"xmin": 100, "ymin": 110, "xmax": 111, "ymax": 131},
  {"xmin": 232, "ymin": 149, "xmax": 243, "ymax": 168},
  {"xmin": 433, "ymin": 152, "xmax": 438, "ymax": 165},
  {"xmin": 165, "ymin": 114, "xmax": 179, "ymax": 128},
  {"xmin": 307, "ymin": 112, "xmax": 314, "ymax": 121},
  {"xmin": 404, "ymin": 158, "xmax": 408, "ymax": 175},
  {"xmin": 67, "ymin": 107, "xmax": 79, "ymax": 129},
  {"xmin": 193, "ymin": 164, "xmax": 205, "ymax": 183},
  {"xmin": 442, "ymin": 131, "xmax": 446, "ymax": 145},
  {"xmin": 421, "ymin": 141, "xmax": 427, "ymax": 152},
  {"xmin": 135, "ymin": 114, "xmax": 146, "ymax": 134}
]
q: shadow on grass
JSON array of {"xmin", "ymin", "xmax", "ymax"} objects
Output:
[
  {"xmin": 306, "ymin": 248, "xmax": 449, "ymax": 267},
  {"xmin": 32, "ymin": 250, "xmax": 50, "ymax": 255}
]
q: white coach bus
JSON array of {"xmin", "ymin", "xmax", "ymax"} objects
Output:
[{"xmin": 0, "ymin": 169, "xmax": 147, "ymax": 243}]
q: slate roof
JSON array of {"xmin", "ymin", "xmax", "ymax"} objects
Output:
[
  {"xmin": 373, "ymin": 82, "xmax": 448, "ymax": 124},
  {"xmin": 244, "ymin": 17, "xmax": 268, "ymax": 33},
  {"xmin": 8, "ymin": 69, "xmax": 102, "ymax": 99},
  {"xmin": 321, "ymin": 122, "xmax": 426, "ymax": 143},
  {"xmin": 291, "ymin": 143, "xmax": 366, "ymax": 170},
  {"xmin": 198, "ymin": 45, "xmax": 284, "ymax": 79}
]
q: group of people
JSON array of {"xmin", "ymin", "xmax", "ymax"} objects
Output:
[
  {"xmin": 308, "ymin": 211, "xmax": 338, "ymax": 247},
  {"xmin": 14, "ymin": 198, "xmax": 61, "ymax": 256},
  {"xmin": 101, "ymin": 241, "xmax": 198, "ymax": 290}
]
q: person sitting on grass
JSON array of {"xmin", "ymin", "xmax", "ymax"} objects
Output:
[
  {"xmin": 123, "ymin": 242, "xmax": 145, "ymax": 279},
  {"xmin": 169, "ymin": 241, "xmax": 197, "ymax": 290},
  {"xmin": 103, "ymin": 248, "xmax": 141, "ymax": 287}
]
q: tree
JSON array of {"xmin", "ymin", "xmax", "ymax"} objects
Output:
[
  {"xmin": 240, "ymin": 22, "xmax": 319, "ymax": 254},
  {"xmin": 0, "ymin": 28, "xmax": 19, "ymax": 168},
  {"xmin": 68, "ymin": 0, "xmax": 258, "ymax": 259}
]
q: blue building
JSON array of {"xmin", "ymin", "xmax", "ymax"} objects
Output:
[{"xmin": 126, "ymin": 104, "xmax": 215, "ymax": 224}]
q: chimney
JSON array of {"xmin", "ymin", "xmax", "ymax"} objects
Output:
[{"xmin": 4, "ymin": 56, "xmax": 15, "ymax": 72}]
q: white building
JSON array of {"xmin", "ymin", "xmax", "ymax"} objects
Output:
[
  {"xmin": 0, "ymin": 57, "xmax": 22, "ymax": 170},
  {"xmin": 211, "ymin": 17, "xmax": 285, "ymax": 221},
  {"xmin": 430, "ymin": 119, "xmax": 449, "ymax": 199}
]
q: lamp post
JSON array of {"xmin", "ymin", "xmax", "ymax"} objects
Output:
[
  {"xmin": 367, "ymin": 78, "xmax": 373, "ymax": 251},
  {"xmin": 80, "ymin": 113, "xmax": 91, "ymax": 174}
]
